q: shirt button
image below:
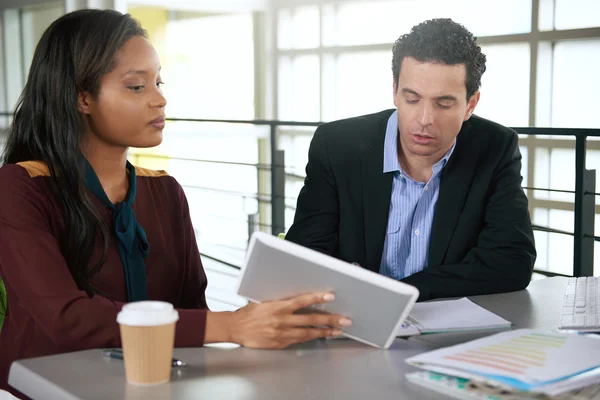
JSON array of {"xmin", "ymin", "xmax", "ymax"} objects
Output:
[
  {"xmin": 415, "ymin": 229, "xmax": 420, "ymax": 236},
  {"xmin": 424, "ymin": 185, "xmax": 429, "ymax": 191}
]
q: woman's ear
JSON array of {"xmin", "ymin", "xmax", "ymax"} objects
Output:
[{"xmin": 77, "ymin": 91, "xmax": 93, "ymax": 115}]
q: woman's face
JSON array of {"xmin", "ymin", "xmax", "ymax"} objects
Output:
[{"xmin": 79, "ymin": 36, "xmax": 167, "ymax": 149}]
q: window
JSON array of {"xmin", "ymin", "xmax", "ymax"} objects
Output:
[
  {"xmin": 533, "ymin": 208, "xmax": 575, "ymax": 276},
  {"xmin": 273, "ymin": 0, "xmax": 600, "ymax": 278},
  {"xmin": 21, "ymin": 3, "xmax": 64, "ymax": 78},
  {"xmin": 0, "ymin": 13, "xmax": 6, "ymax": 130},
  {"xmin": 554, "ymin": 0, "xmax": 600, "ymax": 30},
  {"xmin": 476, "ymin": 44, "xmax": 530, "ymax": 127},
  {"xmin": 1, "ymin": 3, "xmax": 64, "ymax": 115},
  {"xmin": 551, "ymin": 40, "xmax": 600, "ymax": 129},
  {"xmin": 3, "ymin": 9, "xmax": 24, "ymax": 115},
  {"xmin": 533, "ymin": 148, "xmax": 575, "ymax": 203},
  {"xmin": 162, "ymin": 13, "xmax": 255, "ymax": 120},
  {"xmin": 320, "ymin": 0, "xmax": 531, "ymax": 47},
  {"xmin": 129, "ymin": 8, "xmax": 258, "ymax": 267},
  {"xmin": 278, "ymin": 55, "xmax": 320, "ymax": 121},
  {"xmin": 322, "ymin": 51, "xmax": 392, "ymax": 121},
  {"xmin": 276, "ymin": 2, "xmax": 536, "ymax": 126},
  {"xmin": 586, "ymin": 150, "xmax": 600, "ymax": 206},
  {"xmin": 278, "ymin": 6, "xmax": 319, "ymax": 49}
]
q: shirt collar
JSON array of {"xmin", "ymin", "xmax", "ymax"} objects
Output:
[{"xmin": 382, "ymin": 110, "xmax": 456, "ymax": 175}]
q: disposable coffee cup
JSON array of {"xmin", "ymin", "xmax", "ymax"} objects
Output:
[{"xmin": 117, "ymin": 301, "xmax": 179, "ymax": 385}]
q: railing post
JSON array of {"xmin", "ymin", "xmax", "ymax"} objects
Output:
[
  {"xmin": 270, "ymin": 124, "xmax": 286, "ymax": 235},
  {"xmin": 247, "ymin": 213, "xmax": 258, "ymax": 244},
  {"xmin": 582, "ymin": 169, "xmax": 596, "ymax": 276},
  {"xmin": 573, "ymin": 134, "xmax": 595, "ymax": 277}
]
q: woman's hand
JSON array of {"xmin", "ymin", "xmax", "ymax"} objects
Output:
[{"xmin": 228, "ymin": 292, "xmax": 351, "ymax": 349}]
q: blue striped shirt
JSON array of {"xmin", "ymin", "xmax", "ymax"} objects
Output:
[{"xmin": 379, "ymin": 110, "xmax": 455, "ymax": 280}]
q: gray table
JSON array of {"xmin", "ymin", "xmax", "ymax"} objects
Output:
[{"xmin": 8, "ymin": 277, "xmax": 568, "ymax": 400}]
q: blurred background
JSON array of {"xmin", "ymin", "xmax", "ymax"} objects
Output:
[{"xmin": 0, "ymin": 0, "xmax": 599, "ymax": 309}]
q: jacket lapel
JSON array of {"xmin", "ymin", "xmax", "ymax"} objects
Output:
[
  {"xmin": 428, "ymin": 120, "xmax": 478, "ymax": 267},
  {"xmin": 361, "ymin": 118, "xmax": 393, "ymax": 273}
]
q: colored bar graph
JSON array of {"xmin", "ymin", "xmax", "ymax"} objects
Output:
[{"xmin": 442, "ymin": 333, "xmax": 566, "ymax": 374}]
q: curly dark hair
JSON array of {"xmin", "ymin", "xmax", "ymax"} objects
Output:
[{"xmin": 392, "ymin": 18, "xmax": 487, "ymax": 99}]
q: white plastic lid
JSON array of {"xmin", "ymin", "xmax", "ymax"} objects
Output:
[{"xmin": 117, "ymin": 301, "xmax": 179, "ymax": 326}]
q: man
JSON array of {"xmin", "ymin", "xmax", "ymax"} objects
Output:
[{"xmin": 286, "ymin": 18, "xmax": 536, "ymax": 301}]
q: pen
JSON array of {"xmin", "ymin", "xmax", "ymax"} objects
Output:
[{"xmin": 102, "ymin": 349, "xmax": 187, "ymax": 368}]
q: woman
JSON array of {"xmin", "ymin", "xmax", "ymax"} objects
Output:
[{"xmin": 0, "ymin": 9, "xmax": 350, "ymax": 394}]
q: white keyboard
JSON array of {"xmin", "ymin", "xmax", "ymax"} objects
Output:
[{"xmin": 559, "ymin": 277, "xmax": 600, "ymax": 331}]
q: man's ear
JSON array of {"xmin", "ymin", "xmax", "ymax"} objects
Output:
[
  {"xmin": 464, "ymin": 90, "xmax": 481, "ymax": 121},
  {"xmin": 77, "ymin": 91, "xmax": 94, "ymax": 115}
]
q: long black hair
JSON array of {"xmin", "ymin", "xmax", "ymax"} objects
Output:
[{"xmin": 2, "ymin": 9, "xmax": 147, "ymax": 296}]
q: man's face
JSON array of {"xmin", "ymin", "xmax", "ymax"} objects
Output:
[{"xmin": 393, "ymin": 57, "xmax": 480, "ymax": 160}]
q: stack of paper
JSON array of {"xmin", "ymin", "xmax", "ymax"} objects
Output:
[
  {"xmin": 406, "ymin": 329, "xmax": 600, "ymax": 397},
  {"xmin": 396, "ymin": 297, "xmax": 511, "ymax": 337},
  {"xmin": 406, "ymin": 370, "xmax": 600, "ymax": 400}
]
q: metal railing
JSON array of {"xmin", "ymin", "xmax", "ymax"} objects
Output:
[
  {"xmin": 513, "ymin": 127, "xmax": 598, "ymax": 277},
  {"xmin": 165, "ymin": 116, "xmax": 322, "ymax": 235},
  {"xmin": 2, "ymin": 112, "xmax": 599, "ymax": 277}
]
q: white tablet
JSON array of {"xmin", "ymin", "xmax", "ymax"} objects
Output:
[{"xmin": 236, "ymin": 232, "xmax": 420, "ymax": 349}]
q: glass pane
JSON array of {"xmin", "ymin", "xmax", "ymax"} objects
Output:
[
  {"xmin": 2, "ymin": 3, "xmax": 64, "ymax": 118},
  {"xmin": 323, "ymin": 51, "xmax": 392, "ymax": 121},
  {"xmin": 552, "ymin": 40, "xmax": 600, "ymax": 129},
  {"xmin": 278, "ymin": 55, "xmax": 320, "ymax": 121},
  {"xmin": 160, "ymin": 13, "xmax": 254, "ymax": 119},
  {"xmin": 140, "ymin": 121, "xmax": 261, "ymax": 265},
  {"xmin": 595, "ymin": 242, "xmax": 600, "ymax": 276},
  {"xmin": 533, "ymin": 208, "xmax": 574, "ymax": 276},
  {"xmin": 538, "ymin": 0, "xmax": 555, "ymax": 31},
  {"xmin": 0, "ymin": 12, "xmax": 6, "ymax": 128},
  {"xmin": 129, "ymin": 10, "xmax": 258, "ymax": 268},
  {"xmin": 519, "ymin": 145, "xmax": 528, "ymax": 188},
  {"xmin": 555, "ymin": 0, "xmax": 600, "ymax": 30},
  {"xmin": 278, "ymin": 128, "xmax": 313, "ymax": 230},
  {"xmin": 324, "ymin": 0, "xmax": 531, "ymax": 46},
  {"xmin": 293, "ymin": 6, "xmax": 319, "ymax": 49},
  {"xmin": 533, "ymin": 147, "xmax": 575, "ymax": 202},
  {"xmin": 586, "ymin": 149, "xmax": 600, "ymax": 206},
  {"xmin": 533, "ymin": 209, "xmax": 549, "ymax": 271},
  {"xmin": 278, "ymin": 56, "xmax": 293, "ymax": 119},
  {"xmin": 595, "ymin": 214, "xmax": 600, "ymax": 276},
  {"xmin": 277, "ymin": 8, "xmax": 292, "ymax": 50},
  {"xmin": 285, "ymin": 177, "xmax": 305, "ymax": 229},
  {"xmin": 327, "ymin": 1, "xmax": 400, "ymax": 46},
  {"xmin": 3, "ymin": 9, "xmax": 24, "ymax": 113},
  {"xmin": 321, "ymin": 4, "xmax": 337, "ymax": 47},
  {"xmin": 533, "ymin": 147, "xmax": 550, "ymax": 201},
  {"xmin": 21, "ymin": 2, "xmax": 64, "ymax": 78},
  {"xmin": 321, "ymin": 54, "xmax": 336, "ymax": 121},
  {"xmin": 281, "ymin": 133, "xmax": 312, "ymax": 176},
  {"xmin": 277, "ymin": 6, "xmax": 319, "ymax": 50},
  {"xmin": 476, "ymin": 44, "xmax": 530, "ymax": 127},
  {"xmin": 535, "ymin": 42, "xmax": 553, "ymax": 126}
]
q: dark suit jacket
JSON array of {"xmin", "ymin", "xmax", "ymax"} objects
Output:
[{"xmin": 286, "ymin": 109, "xmax": 536, "ymax": 301}]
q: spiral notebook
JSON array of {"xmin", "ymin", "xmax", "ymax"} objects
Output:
[{"xmin": 396, "ymin": 297, "xmax": 511, "ymax": 337}]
